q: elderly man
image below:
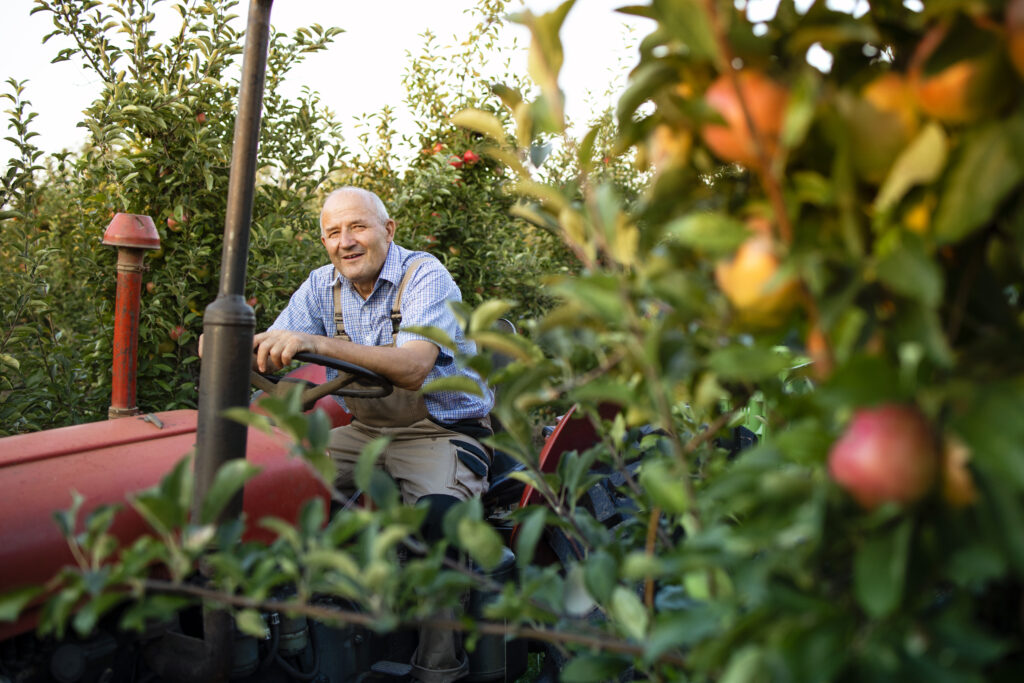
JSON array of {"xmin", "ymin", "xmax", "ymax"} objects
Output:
[{"xmin": 255, "ymin": 186, "xmax": 492, "ymax": 681}]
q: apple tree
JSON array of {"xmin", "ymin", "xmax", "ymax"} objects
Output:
[{"xmin": 1, "ymin": 0, "xmax": 348, "ymax": 426}]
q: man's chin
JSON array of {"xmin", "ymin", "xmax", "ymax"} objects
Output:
[{"xmin": 337, "ymin": 264, "xmax": 368, "ymax": 284}]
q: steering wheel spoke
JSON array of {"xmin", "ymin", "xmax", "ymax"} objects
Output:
[{"xmin": 250, "ymin": 352, "xmax": 393, "ymax": 412}]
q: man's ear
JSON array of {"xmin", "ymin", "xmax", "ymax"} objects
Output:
[{"xmin": 385, "ymin": 219, "xmax": 396, "ymax": 242}]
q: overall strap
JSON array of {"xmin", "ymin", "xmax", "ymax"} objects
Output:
[
  {"xmin": 331, "ymin": 272, "xmax": 350, "ymax": 341},
  {"xmin": 390, "ymin": 257, "xmax": 432, "ymax": 336}
]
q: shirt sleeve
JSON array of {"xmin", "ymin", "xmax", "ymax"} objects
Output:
[
  {"xmin": 393, "ymin": 259, "xmax": 463, "ymax": 366},
  {"xmin": 267, "ymin": 269, "xmax": 328, "ymax": 336}
]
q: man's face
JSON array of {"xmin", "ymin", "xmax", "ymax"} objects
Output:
[{"xmin": 320, "ymin": 191, "xmax": 395, "ymax": 299}]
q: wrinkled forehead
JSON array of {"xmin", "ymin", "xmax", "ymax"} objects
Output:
[{"xmin": 320, "ymin": 191, "xmax": 382, "ymax": 229}]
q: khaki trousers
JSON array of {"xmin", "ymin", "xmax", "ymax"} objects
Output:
[
  {"xmin": 328, "ymin": 417, "xmax": 489, "ymax": 679},
  {"xmin": 327, "ymin": 417, "xmax": 489, "ymax": 505}
]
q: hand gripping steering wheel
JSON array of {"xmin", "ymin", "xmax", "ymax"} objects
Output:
[{"xmin": 250, "ymin": 352, "xmax": 393, "ymax": 411}]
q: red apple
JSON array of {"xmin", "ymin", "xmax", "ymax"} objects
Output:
[
  {"xmin": 448, "ymin": 156, "xmax": 463, "ymax": 169},
  {"xmin": 196, "ymin": 112, "xmax": 207, "ymax": 124},
  {"xmin": 169, "ymin": 325, "xmax": 185, "ymax": 342},
  {"xmin": 433, "ymin": 142, "xmax": 443, "ymax": 154},
  {"xmin": 828, "ymin": 404, "xmax": 938, "ymax": 509},
  {"xmin": 146, "ymin": 281, "xmax": 156, "ymax": 294},
  {"xmin": 247, "ymin": 296, "xmax": 258, "ymax": 307},
  {"xmin": 462, "ymin": 150, "xmax": 480, "ymax": 165},
  {"xmin": 166, "ymin": 217, "xmax": 180, "ymax": 232}
]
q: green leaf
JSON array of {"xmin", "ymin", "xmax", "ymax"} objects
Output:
[
  {"xmin": 817, "ymin": 354, "xmax": 905, "ymax": 410},
  {"xmin": 854, "ymin": 519, "xmax": 913, "ymax": 619},
  {"xmin": 514, "ymin": 0, "xmax": 573, "ymax": 131},
  {"xmin": 874, "ymin": 122, "xmax": 947, "ymax": 213},
  {"xmin": 490, "ymin": 82, "xmax": 523, "ymax": 111},
  {"xmin": 720, "ymin": 645, "xmax": 766, "ymax": 683},
  {"xmin": 514, "ymin": 506, "xmax": 547, "ymax": 569},
  {"xmin": 119, "ymin": 595, "xmax": 193, "ymax": 633},
  {"xmin": 306, "ymin": 407, "xmax": 331, "ymax": 455},
  {"xmin": 786, "ymin": 12, "xmax": 880, "ymax": 54},
  {"xmin": 933, "ymin": 116, "xmax": 1024, "ymax": 244},
  {"xmin": 615, "ymin": 60, "xmax": 678, "ymax": 124},
  {"xmin": 782, "ymin": 69, "xmax": 819, "ymax": 151},
  {"xmin": 610, "ymin": 586, "xmax": 648, "ymax": 641},
  {"xmin": 583, "ymin": 549, "xmax": 617, "ymax": 604},
  {"xmin": 53, "ymin": 490, "xmax": 85, "ymax": 539},
  {"xmin": 890, "ymin": 303, "xmax": 954, "ymax": 368},
  {"xmin": 469, "ymin": 300, "xmax": 512, "ymax": 335},
  {"xmin": 875, "ymin": 241, "xmax": 943, "ymax": 307},
  {"xmin": 366, "ymin": 470, "xmax": 400, "ymax": 510},
  {"xmin": 235, "ymin": 609, "xmax": 268, "ymax": 639},
  {"xmin": 551, "ymin": 275, "xmax": 622, "ymax": 322},
  {"xmin": 566, "ymin": 377, "xmax": 639, "ymax": 409},
  {"xmin": 952, "ymin": 382, "xmax": 1024, "ymax": 490},
  {"xmin": 73, "ymin": 593, "xmax": 124, "ymax": 636},
  {"xmin": 0, "ymin": 586, "xmax": 43, "ymax": 622},
  {"xmin": 223, "ymin": 406, "xmax": 275, "ymax": 435},
  {"xmin": 564, "ymin": 563, "xmax": 597, "ymax": 616},
  {"xmin": 130, "ymin": 456, "xmax": 192, "ymax": 535},
  {"xmin": 664, "ymin": 212, "xmax": 750, "ymax": 255},
  {"xmin": 354, "ymin": 437, "xmax": 390, "ymax": 494},
  {"xmin": 200, "ymin": 460, "xmax": 261, "ymax": 524},
  {"xmin": 654, "ymin": 0, "xmax": 719, "ymax": 63},
  {"xmin": 708, "ymin": 345, "xmax": 792, "ymax": 382},
  {"xmin": 946, "ymin": 543, "xmax": 1006, "ymax": 589},
  {"xmin": 645, "ymin": 604, "xmax": 725, "ymax": 661},
  {"xmin": 560, "ymin": 654, "xmax": 630, "ymax": 682},
  {"xmin": 470, "ymin": 330, "xmax": 542, "ymax": 364},
  {"xmin": 132, "ymin": 491, "xmax": 182, "ymax": 537},
  {"xmin": 260, "ymin": 517, "xmax": 302, "ymax": 549},
  {"xmin": 639, "ymin": 459, "xmax": 691, "ymax": 514},
  {"xmin": 303, "ymin": 549, "xmax": 361, "ymax": 578},
  {"xmin": 457, "ymin": 515, "xmax": 505, "ymax": 571},
  {"xmin": 421, "ymin": 375, "xmax": 484, "ymax": 397},
  {"xmin": 451, "ymin": 108, "xmax": 507, "ymax": 144}
]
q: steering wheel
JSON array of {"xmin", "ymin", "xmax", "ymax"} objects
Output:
[{"xmin": 250, "ymin": 352, "xmax": 393, "ymax": 411}]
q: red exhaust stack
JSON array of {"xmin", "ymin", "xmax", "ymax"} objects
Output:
[{"xmin": 101, "ymin": 213, "xmax": 161, "ymax": 419}]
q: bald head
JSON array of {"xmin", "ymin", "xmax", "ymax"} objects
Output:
[{"xmin": 320, "ymin": 187, "xmax": 390, "ymax": 236}]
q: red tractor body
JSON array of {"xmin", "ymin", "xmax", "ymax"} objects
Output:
[{"xmin": 0, "ymin": 407, "xmax": 336, "ymax": 642}]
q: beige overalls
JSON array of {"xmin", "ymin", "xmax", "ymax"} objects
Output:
[{"xmin": 325, "ymin": 257, "xmax": 490, "ymax": 503}]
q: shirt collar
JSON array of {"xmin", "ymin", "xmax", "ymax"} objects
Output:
[{"xmin": 376, "ymin": 242, "xmax": 406, "ymax": 289}]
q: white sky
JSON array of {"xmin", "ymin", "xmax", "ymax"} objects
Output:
[{"xmin": 1, "ymin": 0, "xmax": 651, "ymax": 162}]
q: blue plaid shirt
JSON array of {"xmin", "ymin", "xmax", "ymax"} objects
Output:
[{"xmin": 268, "ymin": 242, "xmax": 494, "ymax": 422}]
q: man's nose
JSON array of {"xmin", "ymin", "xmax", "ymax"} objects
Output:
[{"xmin": 338, "ymin": 228, "xmax": 356, "ymax": 248}]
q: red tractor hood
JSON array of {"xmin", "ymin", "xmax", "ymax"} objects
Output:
[{"xmin": 0, "ymin": 408, "xmax": 331, "ymax": 640}]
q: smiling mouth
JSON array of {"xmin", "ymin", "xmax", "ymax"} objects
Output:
[{"xmin": 342, "ymin": 253, "xmax": 362, "ymax": 261}]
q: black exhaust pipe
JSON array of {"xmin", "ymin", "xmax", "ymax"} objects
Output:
[{"xmin": 147, "ymin": 1, "xmax": 273, "ymax": 680}]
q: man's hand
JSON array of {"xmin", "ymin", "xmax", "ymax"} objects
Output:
[{"xmin": 253, "ymin": 330, "xmax": 321, "ymax": 373}]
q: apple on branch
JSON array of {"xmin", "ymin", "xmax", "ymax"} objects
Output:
[{"xmin": 828, "ymin": 404, "xmax": 939, "ymax": 509}]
